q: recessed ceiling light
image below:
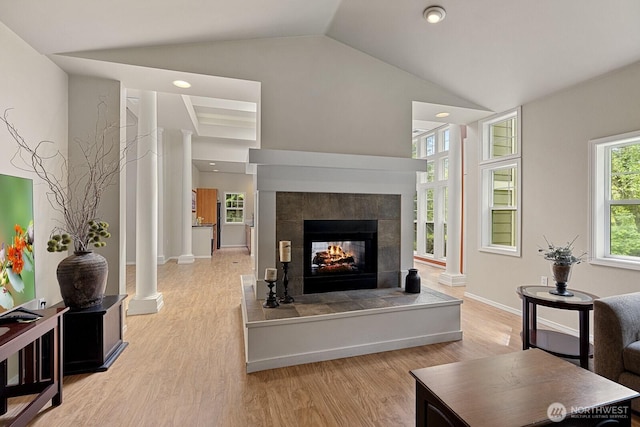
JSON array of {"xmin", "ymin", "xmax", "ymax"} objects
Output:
[
  {"xmin": 423, "ymin": 6, "xmax": 446, "ymax": 24},
  {"xmin": 435, "ymin": 112, "xmax": 450, "ymax": 118},
  {"xmin": 213, "ymin": 169, "xmax": 219, "ymax": 172},
  {"xmin": 173, "ymin": 80, "xmax": 191, "ymax": 89},
  {"xmin": 209, "ymin": 162, "xmax": 216, "ymax": 166}
]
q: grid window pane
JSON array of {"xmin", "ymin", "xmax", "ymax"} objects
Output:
[
  {"xmin": 425, "ymin": 223, "xmax": 434, "ymax": 255},
  {"xmin": 610, "ymin": 144, "xmax": 640, "ymax": 200},
  {"xmin": 610, "ymin": 204, "xmax": 640, "ymax": 257},
  {"xmin": 426, "ymin": 189, "xmax": 434, "ymax": 222},
  {"xmin": 492, "ymin": 168, "xmax": 516, "ymax": 207},
  {"xmin": 426, "ymin": 135, "xmax": 436, "ymax": 156},
  {"xmin": 491, "ymin": 210, "xmax": 516, "ymax": 246},
  {"xmin": 426, "ymin": 161, "xmax": 435, "ymax": 182},
  {"xmin": 490, "ymin": 117, "xmax": 517, "ymax": 158},
  {"xmin": 443, "ymin": 223, "xmax": 447, "ymax": 257},
  {"xmin": 441, "ymin": 158, "xmax": 449, "ymax": 181},
  {"xmin": 225, "ymin": 193, "xmax": 245, "ymax": 223},
  {"xmin": 442, "ymin": 129, "xmax": 450, "ymax": 152}
]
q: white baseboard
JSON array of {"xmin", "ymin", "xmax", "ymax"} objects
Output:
[
  {"xmin": 243, "ymin": 275, "xmax": 463, "ymax": 372},
  {"xmin": 464, "ymin": 291, "xmax": 588, "ymax": 340},
  {"xmin": 246, "ymin": 331, "xmax": 463, "ymax": 373}
]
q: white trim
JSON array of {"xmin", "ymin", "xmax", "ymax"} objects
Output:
[
  {"xmin": 478, "ymin": 158, "xmax": 522, "ymax": 257},
  {"xmin": 249, "ymin": 148, "xmax": 427, "ymax": 172},
  {"xmin": 223, "ymin": 191, "xmax": 246, "ymax": 225},
  {"xmin": 589, "ymin": 130, "xmax": 640, "ymax": 270},
  {"xmin": 415, "ymin": 125, "xmax": 450, "ymax": 261},
  {"xmin": 246, "ymin": 331, "xmax": 463, "ymax": 373},
  {"xmin": 477, "ymin": 107, "xmax": 522, "ymax": 257},
  {"xmin": 464, "ymin": 292, "xmax": 591, "ymax": 341},
  {"xmin": 478, "ymin": 106, "xmax": 521, "ymax": 162},
  {"xmin": 242, "ymin": 275, "xmax": 462, "ymax": 372}
]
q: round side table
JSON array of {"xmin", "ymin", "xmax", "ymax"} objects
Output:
[{"xmin": 516, "ymin": 285, "xmax": 599, "ymax": 369}]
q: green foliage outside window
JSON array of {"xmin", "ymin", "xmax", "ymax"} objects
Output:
[
  {"xmin": 225, "ymin": 193, "xmax": 245, "ymax": 224},
  {"xmin": 610, "ymin": 144, "xmax": 640, "ymax": 257}
]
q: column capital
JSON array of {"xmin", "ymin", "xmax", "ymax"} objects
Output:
[{"xmin": 181, "ymin": 129, "xmax": 193, "ymax": 137}]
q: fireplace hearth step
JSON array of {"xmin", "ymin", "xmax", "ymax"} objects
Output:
[{"xmin": 240, "ymin": 275, "xmax": 463, "ymax": 373}]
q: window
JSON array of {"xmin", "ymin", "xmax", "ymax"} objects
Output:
[
  {"xmin": 426, "ymin": 135, "xmax": 436, "ymax": 156},
  {"xmin": 425, "ymin": 188, "xmax": 435, "ymax": 255},
  {"xmin": 414, "ymin": 125, "xmax": 450, "ymax": 261},
  {"xmin": 426, "ymin": 161, "xmax": 435, "ymax": 183},
  {"xmin": 224, "ymin": 192, "xmax": 245, "ymax": 224},
  {"xmin": 479, "ymin": 107, "xmax": 521, "ymax": 256},
  {"xmin": 441, "ymin": 128, "xmax": 450, "ymax": 152},
  {"xmin": 590, "ymin": 131, "xmax": 640, "ymax": 270}
]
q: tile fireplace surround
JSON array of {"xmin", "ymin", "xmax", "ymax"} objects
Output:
[{"xmin": 275, "ymin": 191, "xmax": 401, "ymax": 297}]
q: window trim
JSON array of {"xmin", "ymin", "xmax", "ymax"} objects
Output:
[
  {"xmin": 415, "ymin": 124, "xmax": 450, "ymax": 261},
  {"xmin": 224, "ymin": 192, "xmax": 246, "ymax": 225},
  {"xmin": 589, "ymin": 130, "xmax": 640, "ymax": 270},
  {"xmin": 478, "ymin": 107, "xmax": 522, "ymax": 257},
  {"xmin": 479, "ymin": 107, "xmax": 521, "ymax": 165},
  {"xmin": 479, "ymin": 158, "xmax": 521, "ymax": 256}
]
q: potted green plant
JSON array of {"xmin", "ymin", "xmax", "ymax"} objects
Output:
[
  {"xmin": 538, "ymin": 236, "xmax": 586, "ymax": 296},
  {"xmin": 1, "ymin": 101, "xmax": 122, "ymax": 308}
]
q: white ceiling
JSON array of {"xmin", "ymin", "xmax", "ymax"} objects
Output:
[{"xmin": 2, "ymin": 0, "xmax": 640, "ymax": 169}]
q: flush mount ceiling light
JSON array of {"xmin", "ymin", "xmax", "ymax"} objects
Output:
[
  {"xmin": 173, "ymin": 80, "xmax": 191, "ymax": 89},
  {"xmin": 423, "ymin": 6, "xmax": 446, "ymax": 24},
  {"xmin": 435, "ymin": 112, "xmax": 450, "ymax": 118}
]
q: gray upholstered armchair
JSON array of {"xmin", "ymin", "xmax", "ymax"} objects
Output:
[{"xmin": 594, "ymin": 292, "xmax": 640, "ymax": 411}]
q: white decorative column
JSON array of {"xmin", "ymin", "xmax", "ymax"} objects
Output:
[
  {"xmin": 129, "ymin": 90, "xmax": 164, "ymax": 315},
  {"xmin": 157, "ymin": 127, "xmax": 166, "ymax": 265},
  {"xmin": 177, "ymin": 129, "xmax": 195, "ymax": 264},
  {"xmin": 439, "ymin": 125, "xmax": 467, "ymax": 286}
]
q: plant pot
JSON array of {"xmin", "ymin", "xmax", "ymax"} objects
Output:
[
  {"xmin": 549, "ymin": 263, "xmax": 573, "ymax": 297},
  {"xmin": 56, "ymin": 251, "xmax": 108, "ymax": 309}
]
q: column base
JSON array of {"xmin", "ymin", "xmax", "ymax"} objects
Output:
[
  {"xmin": 438, "ymin": 272, "xmax": 467, "ymax": 287},
  {"xmin": 127, "ymin": 293, "xmax": 164, "ymax": 316},
  {"xmin": 157, "ymin": 254, "xmax": 166, "ymax": 265},
  {"xmin": 177, "ymin": 254, "xmax": 195, "ymax": 264}
]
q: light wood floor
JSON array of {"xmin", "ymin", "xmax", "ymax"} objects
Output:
[{"xmin": 2, "ymin": 248, "xmax": 637, "ymax": 426}]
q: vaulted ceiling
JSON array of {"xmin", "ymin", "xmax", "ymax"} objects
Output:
[{"xmin": 2, "ymin": 0, "xmax": 639, "ymax": 171}]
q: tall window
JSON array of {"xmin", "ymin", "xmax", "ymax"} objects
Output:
[
  {"xmin": 479, "ymin": 107, "xmax": 521, "ymax": 256},
  {"xmin": 224, "ymin": 192, "xmax": 245, "ymax": 224},
  {"xmin": 590, "ymin": 131, "xmax": 640, "ymax": 270},
  {"xmin": 413, "ymin": 125, "xmax": 450, "ymax": 261}
]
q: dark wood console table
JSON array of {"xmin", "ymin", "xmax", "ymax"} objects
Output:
[
  {"xmin": 0, "ymin": 307, "xmax": 68, "ymax": 427},
  {"xmin": 52, "ymin": 295, "xmax": 128, "ymax": 375}
]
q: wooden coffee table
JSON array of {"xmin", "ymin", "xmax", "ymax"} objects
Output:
[{"xmin": 410, "ymin": 349, "xmax": 639, "ymax": 426}]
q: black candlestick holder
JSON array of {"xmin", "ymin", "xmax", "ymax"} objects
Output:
[
  {"xmin": 263, "ymin": 280, "xmax": 279, "ymax": 308},
  {"xmin": 279, "ymin": 262, "xmax": 294, "ymax": 304}
]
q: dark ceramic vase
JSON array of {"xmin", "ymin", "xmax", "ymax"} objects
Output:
[
  {"xmin": 405, "ymin": 268, "xmax": 421, "ymax": 293},
  {"xmin": 549, "ymin": 263, "xmax": 574, "ymax": 297},
  {"xmin": 56, "ymin": 251, "xmax": 108, "ymax": 309}
]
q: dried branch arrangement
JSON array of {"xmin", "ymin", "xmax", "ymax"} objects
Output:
[{"xmin": 1, "ymin": 100, "xmax": 129, "ymax": 253}]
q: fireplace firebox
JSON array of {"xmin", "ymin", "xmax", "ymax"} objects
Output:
[{"xmin": 303, "ymin": 220, "xmax": 377, "ymax": 294}]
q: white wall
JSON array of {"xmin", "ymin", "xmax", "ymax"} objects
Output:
[
  {"xmin": 198, "ymin": 171, "xmax": 254, "ymax": 247},
  {"xmin": 0, "ymin": 22, "xmax": 68, "ymax": 306},
  {"xmin": 466, "ymin": 60, "xmax": 640, "ymax": 331},
  {"xmin": 68, "ymin": 75, "xmax": 122, "ymax": 296},
  {"xmin": 66, "ymin": 35, "xmax": 484, "ymax": 158}
]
